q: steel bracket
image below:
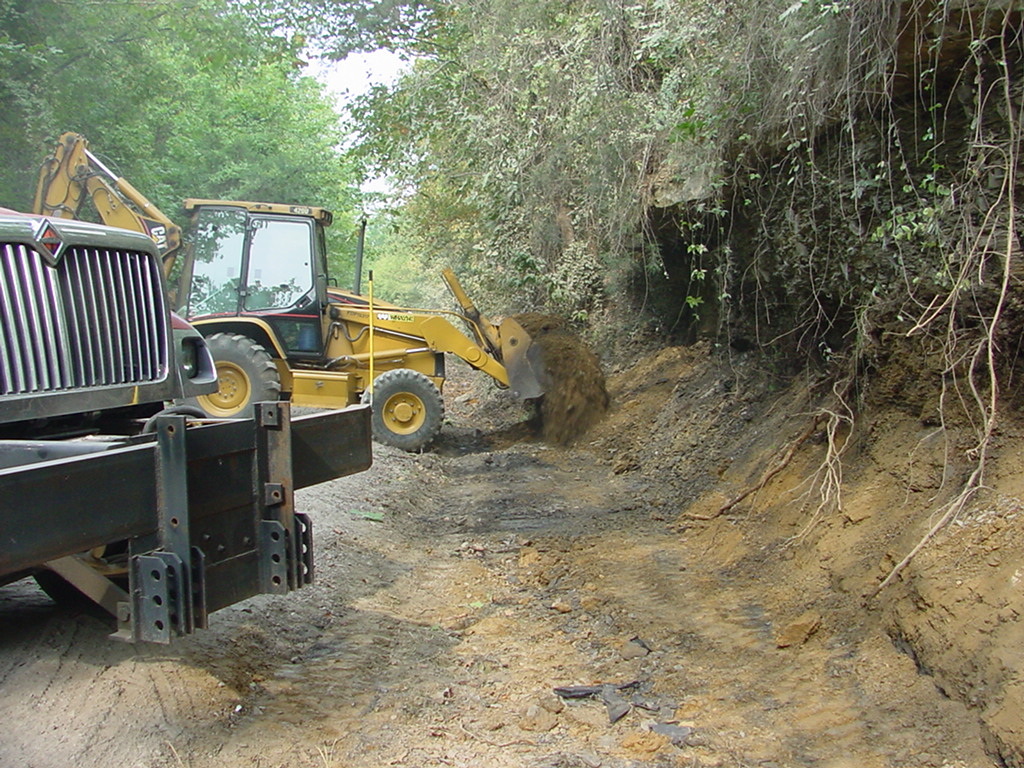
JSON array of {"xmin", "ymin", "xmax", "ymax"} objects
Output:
[
  {"xmin": 264, "ymin": 482, "xmax": 286, "ymax": 507},
  {"xmin": 258, "ymin": 519, "xmax": 290, "ymax": 593},
  {"xmin": 295, "ymin": 512, "xmax": 314, "ymax": 586},
  {"xmin": 129, "ymin": 551, "xmax": 189, "ymax": 643}
]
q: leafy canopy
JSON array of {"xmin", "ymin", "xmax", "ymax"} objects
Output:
[{"xmin": 0, "ymin": 0, "xmax": 361, "ymax": 271}]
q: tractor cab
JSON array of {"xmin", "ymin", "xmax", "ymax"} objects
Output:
[{"xmin": 175, "ymin": 199, "xmax": 333, "ymax": 360}]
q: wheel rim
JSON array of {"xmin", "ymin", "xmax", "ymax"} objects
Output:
[
  {"xmin": 196, "ymin": 361, "xmax": 251, "ymax": 417},
  {"xmin": 380, "ymin": 391, "xmax": 426, "ymax": 435}
]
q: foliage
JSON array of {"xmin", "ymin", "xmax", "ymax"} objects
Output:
[
  {"xmin": 346, "ymin": 0, "xmax": 1018, "ymax": 366},
  {"xmin": 360, "ymin": 210, "xmax": 450, "ymax": 307},
  {"xmin": 0, "ymin": 1, "xmax": 57, "ymax": 204},
  {"xmin": 0, "ymin": 0, "xmax": 360, "ymax": 264},
  {"xmin": 236, "ymin": 0, "xmax": 440, "ymax": 59},
  {"xmin": 351, "ymin": 0, "xmax": 662, "ymax": 315},
  {"xmin": 344, "ymin": 1, "xmax": 909, "ymax": 321}
]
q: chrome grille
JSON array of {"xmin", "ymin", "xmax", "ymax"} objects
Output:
[{"xmin": 0, "ymin": 243, "xmax": 168, "ymax": 396}]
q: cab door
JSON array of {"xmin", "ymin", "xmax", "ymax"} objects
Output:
[{"xmin": 243, "ymin": 214, "xmax": 323, "ymax": 358}]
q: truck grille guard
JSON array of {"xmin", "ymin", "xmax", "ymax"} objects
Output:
[{"xmin": 0, "ymin": 242, "xmax": 168, "ymax": 396}]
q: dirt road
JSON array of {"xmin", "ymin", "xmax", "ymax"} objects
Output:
[{"xmin": 0, "ymin": 350, "xmax": 1005, "ymax": 767}]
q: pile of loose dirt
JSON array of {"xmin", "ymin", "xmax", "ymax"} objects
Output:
[{"xmin": 513, "ymin": 312, "xmax": 610, "ymax": 445}]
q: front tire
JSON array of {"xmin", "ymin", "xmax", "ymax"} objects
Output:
[
  {"xmin": 191, "ymin": 333, "xmax": 281, "ymax": 418},
  {"xmin": 362, "ymin": 369, "xmax": 444, "ymax": 451}
]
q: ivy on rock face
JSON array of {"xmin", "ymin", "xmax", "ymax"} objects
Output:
[{"xmin": 343, "ymin": 0, "xmax": 1019, "ymax": 380}]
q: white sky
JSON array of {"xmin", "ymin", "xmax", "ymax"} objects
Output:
[
  {"xmin": 309, "ymin": 49, "xmax": 409, "ymax": 101},
  {"xmin": 307, "ymin": 50, "xmax": 410, "ymax": 198}
]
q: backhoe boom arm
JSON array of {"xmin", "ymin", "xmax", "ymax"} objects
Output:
[{"xmin": 33, "ymin": 132, "xmax": 182, "ymax": 275}]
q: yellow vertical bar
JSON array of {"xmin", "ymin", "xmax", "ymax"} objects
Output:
[{"xmin": 368, "ymin": 269, "xmax": 375, "ymax": 400}]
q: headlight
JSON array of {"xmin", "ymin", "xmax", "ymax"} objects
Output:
[{"xmin": 180, "ymin": 339, "xmax": 198, "ymax": 379}]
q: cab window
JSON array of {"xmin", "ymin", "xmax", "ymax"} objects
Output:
[
  {"xmin": 186, "ymin": 207, "xmax": 247, "ymax": 316},
  {"xmin": 244, "ymin": 218, "xmax": 314, "ymax": 311}
]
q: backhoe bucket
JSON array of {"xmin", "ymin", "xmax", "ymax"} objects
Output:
[{"xmin": 498, "ymin": 317, "xmax": 548, "ymax": 400}]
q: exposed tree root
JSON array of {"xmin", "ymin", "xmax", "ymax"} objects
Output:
[
  {"xmin": 685, "ymin": 413, "xmax": 823, "ymax": 521},
  {"xmin": 869, "ymin": 22, "xmax": 1020, "ymax": 599}
]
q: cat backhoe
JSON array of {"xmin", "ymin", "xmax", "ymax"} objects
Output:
[{"xmin": 33, "ymin": 132, "xmax": 548, "ymax": 451}]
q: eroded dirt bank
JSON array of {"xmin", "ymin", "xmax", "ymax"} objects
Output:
[{"xmin": 0, "ymin": 345, "xmax": 1019, "ymax": 767}]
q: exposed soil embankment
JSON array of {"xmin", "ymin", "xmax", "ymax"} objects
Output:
[{"xmin": 598, "ymin": 342, "xmax": 1024, "ymax": 768}]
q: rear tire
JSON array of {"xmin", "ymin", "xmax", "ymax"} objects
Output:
[
  {"xmin": 191, "ymin": 333, "xmax": 281, "ymax": 418},
  {"xmin": 362, "ymin": 369, "xmax": 444, "ymax": 451}
]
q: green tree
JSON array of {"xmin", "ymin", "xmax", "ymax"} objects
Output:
[
  {"xmin": 240, "ymin": 0, "xmax": 440, "ymax": 58},
  {"xmin": 0, "ymin": 0, "xmax": 360, "ymax": 255},
  {"xmin": 348, "ymin": 0, "xmax": 641, "ymax": 315}
]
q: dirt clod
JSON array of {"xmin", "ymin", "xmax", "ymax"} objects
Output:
[
  {"xmin": 514, "ymin": 313, "xmax": 609, "ymax": 445},
  {"xmin": 775, "ymin": 611, "xmax": 822, "ymax": 648},
  {"xmin": 521, "ymin": 702, "xmax": 559, "ymax": 732}
]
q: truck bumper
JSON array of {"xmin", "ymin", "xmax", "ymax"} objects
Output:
[{"xmin": 0, "ymin": 403, "xmax": 371, "ymax": 642}]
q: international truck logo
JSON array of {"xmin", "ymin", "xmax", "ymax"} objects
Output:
[{"xmin": 32, "ymin": 218, "xmax": 63, "ymax": 265}]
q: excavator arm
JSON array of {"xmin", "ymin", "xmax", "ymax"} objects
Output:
[
  {"xmin": 33, "ymin": 132, "xmax": 182, "ymax": 276},
  {"xmin": 440, "ymin": 269, "xmax": 547, "ymax": 399},
  {"xmin": 329, "ymin": 305, "xmax": 547, "ymax": 400}
]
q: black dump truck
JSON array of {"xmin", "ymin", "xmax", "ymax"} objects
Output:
[{"xmin": 0, "ymin": 211, "xmax": 371, "ymax": 642}]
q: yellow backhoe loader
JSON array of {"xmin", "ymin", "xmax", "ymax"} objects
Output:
[{"xmin": 33, "ymin": 132, "xmax": 548, "ymax": 450}]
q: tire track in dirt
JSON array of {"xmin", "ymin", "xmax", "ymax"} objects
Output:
[{"xmin": 0, "ymin": 587, "xmax": 240, "ymax": 768}]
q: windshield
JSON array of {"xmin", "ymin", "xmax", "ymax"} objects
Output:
[
  {"xmin": 184, "ymin": 209, "xmax": 316, "ymax": 317},
  {"xmin": 185, "ymin": 207, "xmax": 247, "ymax": 316}
]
